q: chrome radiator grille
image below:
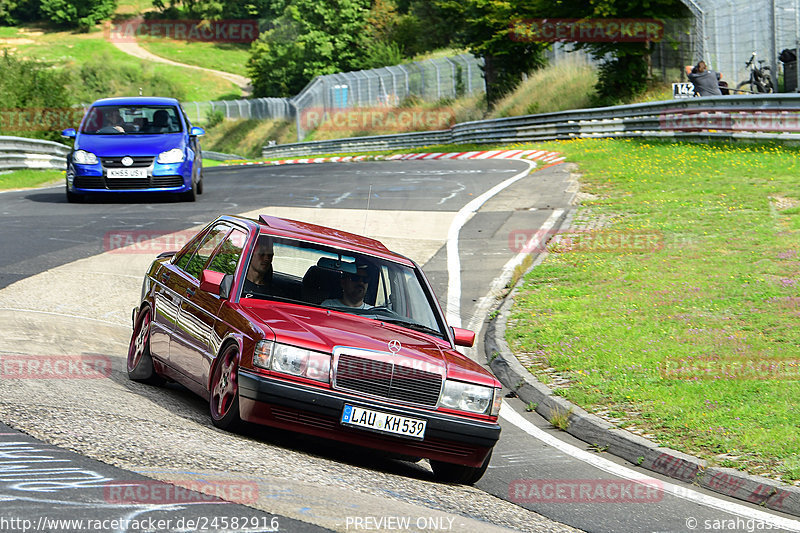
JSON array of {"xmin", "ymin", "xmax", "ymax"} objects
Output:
[{"xmin": 334, "ymin": 353, "xmax": 442, "ymax": 407}]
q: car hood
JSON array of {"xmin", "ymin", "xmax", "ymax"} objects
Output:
[
  {"xmin": 75, "ymin": 133, "xmax": 184, "ymax": 156},
  {"xmin": 240, "ymin": 301, "xmax": 497, "ymax": 386}
]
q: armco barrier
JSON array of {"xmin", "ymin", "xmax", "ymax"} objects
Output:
[
  {"xmin": 0, "ymin": 136, "xmax": 69, "ymax": 171},
  {"xmin": 262, "ymin": 94, "xmax": 800, "ymax": 158}
]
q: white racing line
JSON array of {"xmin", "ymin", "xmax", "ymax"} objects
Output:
[
  {"xmin": 448, "ymin": 160, "xmax": 800, "ymax": 529},
  {"xmin": 501, "ymin": 405, "xmax": 800, "ymax": 531},
  {"xmin": 445, "ymin": 160, "xmax": 537, "ymax": 327}
]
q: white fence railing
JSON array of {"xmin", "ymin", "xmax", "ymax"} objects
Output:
[
  {"xmin": 0, "ymin": 136, "xmax": 69, "ymax": 171},
  {"xmin": 262, "ymin": 94, "xmax": 800, "ymax": 158}
]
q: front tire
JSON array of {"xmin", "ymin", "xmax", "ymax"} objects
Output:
[
  {"xmin": 210, "ymin": 344, "xmax": 242, "ymax": 431},
  {"xmin": 127, "ymin": 307, "xmax": 164, "ymax": 385},
  {"xmin": 180, "ymin": 179, "xmax": 197, "ymax": 202},
  {"xmin": 66, "ymin": 189, "xmax": 83, "ymax": 203},
  {"xmin": 430, "ymin": 450, "xmax": 492, "ymax": 485}
]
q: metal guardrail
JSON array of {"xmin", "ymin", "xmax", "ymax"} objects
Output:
[
  {"xmin": 203, "ymin": 150, "xmax": 246, "ymax": 161},
  {"xmin": 262, "ymin": 94, "xmax": 800, "ymax": 158},
  {"xmin": 0, "ymin": 136, "xmax": 69, "ymax": 171}
]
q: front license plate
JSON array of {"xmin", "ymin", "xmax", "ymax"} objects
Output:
[
  {"xmin": 341, "ymin": 405, "xmax": 426, "ymax": 440},
  {"xmin": 107, "ymin": 168, "xmax": 147, "ymax": 178}
]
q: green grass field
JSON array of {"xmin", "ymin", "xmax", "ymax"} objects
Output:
[
  {"xmin": 505, "ymin": 138, "xmax": 800, "ymax": 484},
  {"xmin": 0, "ymin": 169, "xmax": 62, "ymax": 189}
]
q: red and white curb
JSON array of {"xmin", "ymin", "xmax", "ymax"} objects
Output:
[{"xmin": 222, "ymin": 149, "xmax": 565, "ymax": 167}]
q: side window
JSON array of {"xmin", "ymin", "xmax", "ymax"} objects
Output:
[
  {"xmin": 207, "ymin": 229, "xmax": 247, "ymax": 276},
  {"xmin": 173, "ymin": 234, "xmax": 205, "ymax": 271},
  {"xmin": 181, "ymin": 225, "xmax": 229, "ymax": 279}
]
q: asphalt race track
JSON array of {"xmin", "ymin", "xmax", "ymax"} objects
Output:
[{"xmin": 0, "ymin": 160, "xmax": 798, "ymax": 533}]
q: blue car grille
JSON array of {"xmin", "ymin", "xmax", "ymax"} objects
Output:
[
  {"xmin": 74, "ymin": 176, "xmax": 184, "ymax": 190},
  {"xmin": 334, "ymin": 353, "xmax": 442, "ymax": 407},
  {"xmin": 101, "ymin": 156, "xmax": 154, "ymax": 168}
]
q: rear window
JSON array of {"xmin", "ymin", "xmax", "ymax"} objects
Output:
[{"xmin": 81, "ymin": 105, "xmax": 183, "ymax": 134}]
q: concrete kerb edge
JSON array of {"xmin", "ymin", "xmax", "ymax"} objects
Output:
[{"xmin": 483, "ymin": 195, "xmax": 800, "ymax": 519}]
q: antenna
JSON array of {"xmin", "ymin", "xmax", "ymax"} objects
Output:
[{"xmin": 363, "ymin": 184, "xmax": 372, "ymax": 235}]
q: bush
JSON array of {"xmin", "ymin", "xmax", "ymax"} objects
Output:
[
  {"xmin": 39, "ymin": 0, "xmax": 116, "ymax": 30},
  {"xmin": 69, "ymin": 53, "xmax": 187, "ymax": 102},
  {"xmin": 204, "ymin": 108, "xmax": 224, "ymax": 129},
  {"xmin": 0, "ymin": 51, "xmax": 75, "ymax": 141},
  {"xmin": 592, "ymin": 54, "xmax": 648, "ymax": 107}
]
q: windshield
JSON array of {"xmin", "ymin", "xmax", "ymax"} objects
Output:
[
  {"xmin": 240, "ymin": 235, "xmax": 445, "ymax": 338},
  {"xmin": 80, "ymin": 105, "xmax": 183, "ymax": 134}
]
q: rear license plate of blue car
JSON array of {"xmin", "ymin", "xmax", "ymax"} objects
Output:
[{"xmin": 341, "ymin": 405, "xmax": 426, "ymax": 440}]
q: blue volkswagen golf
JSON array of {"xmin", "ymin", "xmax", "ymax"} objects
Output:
[{"xmin": 61, "ymin": 97, "xmax": 205, "ymax": 203}]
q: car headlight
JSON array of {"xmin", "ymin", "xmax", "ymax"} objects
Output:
[
  {"xmin": 73, "ymin": 150, "xmax": 98, "ymax": 165},
  {"xmin": 439, "ymin": 380, "xmax": 497, "ymax": 415},
  {"xmin": 157, "ymin": 148, "xmax": 185, "ymax": 164},
  {"xmin": 253, "ymin": 340, "xmax": 330, "ymax": 383}
]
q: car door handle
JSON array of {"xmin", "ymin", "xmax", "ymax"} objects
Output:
[
  {"xmin": 186, "ymin": 287, "xmax": 195, "ymax": 298},
  {"xmin": 161, "ymin": 272, "xmax": 170, "ymax": 283}
]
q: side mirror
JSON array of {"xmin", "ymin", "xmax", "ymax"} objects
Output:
[
  {"xmin": 61, "ymin": 128, "xmax": 76, "ymax": 138},
  {"xmin": 190, "ymin": 126, "xmax": 205, "ymax": 137},
  {"xmin": 200, "ymin": 270, "xmax": 232, "ymax": 299},
  {"xmin": 451, "ymin": 327, "xmax": 475, "ymax": 348}
]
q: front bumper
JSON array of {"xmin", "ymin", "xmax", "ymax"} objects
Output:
[
  {"xmin": 238, "ymin": 369, "xmax": 501, "ymax": 467},
  {"xmin": 68, "ymin": 161, "xmax": 192, "ymax": 193}
]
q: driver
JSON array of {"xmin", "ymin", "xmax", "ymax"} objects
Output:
[
  {"xmin": 242, "ymin": 237, "xmax": 273, "ymax": 297},
  {"xmin": 322, "ymin": 264, "xmax": 372, "ymax": 309}
]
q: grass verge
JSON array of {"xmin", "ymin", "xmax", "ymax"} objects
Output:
[
  {"xmin": 0, "ymin": 169, "xmax": 62, "ymax": 190},
  {"xmin": 504, "ymin": 138, "xmax": 800, "ymax": 484},
  {"xmin": 136, "ymin": 37, "xmax": 250, "ymax": 76}
]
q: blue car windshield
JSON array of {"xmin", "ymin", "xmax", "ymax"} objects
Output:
[{"xmin": 80, "ymin": 105, "xmax": 183, "ymax": 135}]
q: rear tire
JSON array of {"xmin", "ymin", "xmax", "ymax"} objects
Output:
[
  {"xmin": 736, "ymin": 80, "xmax": 753, "ymax": 94},
  {"xmin": 430, "ymin": 450, "xmax": 492, "ymax": 485},
  {"xmin": 197, "ymin": 172, "xmax": 204, "ymax": 195},
  {"xmin": 127, "ymin": 306, "xmax": 164, "ymax": 385}
]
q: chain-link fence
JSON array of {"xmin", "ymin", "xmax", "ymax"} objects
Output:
[
  {"xmin": 181, "ymin": 98, "xmax": 292, "ymax": 124},
  {"xmin": 680, "ymin": 0, "xmax": 800, "ymax": 92},
  {"xmin": 290, "ymin": 54, "xmax": 485, "ymax": 140},
  {"xmin": 180, "ymin": 54, "xmax": 486, "ymax": 140}
]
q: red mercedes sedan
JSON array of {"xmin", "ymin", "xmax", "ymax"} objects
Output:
[{"xmin": 127, "ymin": 214, "xmax": 501, "ymax": 483}]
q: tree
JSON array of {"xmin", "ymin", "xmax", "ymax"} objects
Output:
[
  {"xmin": 546, "ymin": 0, "xmax": 690, "ymax": 105},
  {"xmin": 247, "ymin": 0, "xmax": 369, "ymax": 97},
  {"xmin": 39, "ymin": 0, "xmax": 117, "ymax": 30},
  {"xmin": 151, "ymin": 0, "xmax": 275, "ymax": 20},
  {"xmin": 435, "ymin": 0, "xmax": 547, "ymax": 105}
]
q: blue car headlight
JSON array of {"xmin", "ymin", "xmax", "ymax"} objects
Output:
[
  {"xmin": 73, "ymin": 150, "xmax": 98, "ymax": 165},
  {"xmin": 157, "ymin": 148, "xmax": 185, "ymax": 164}
]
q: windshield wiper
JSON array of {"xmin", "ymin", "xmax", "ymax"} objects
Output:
[{"xmin": 375, "ymin": 317, "xmax": 443, "ymax": 338}]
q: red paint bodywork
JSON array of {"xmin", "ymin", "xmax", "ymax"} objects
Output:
[{"xmin": 135, "ymin": 214, "xmax": 502, "ymax": 470}]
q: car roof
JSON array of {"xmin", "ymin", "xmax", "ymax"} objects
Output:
[
  {"xmin": 88, "ymin": 97, "xmax": 181, "ymax": 107},
  {"xmin": 235, "ymin": 214, "xmax": 414, "ymax": 266}
]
